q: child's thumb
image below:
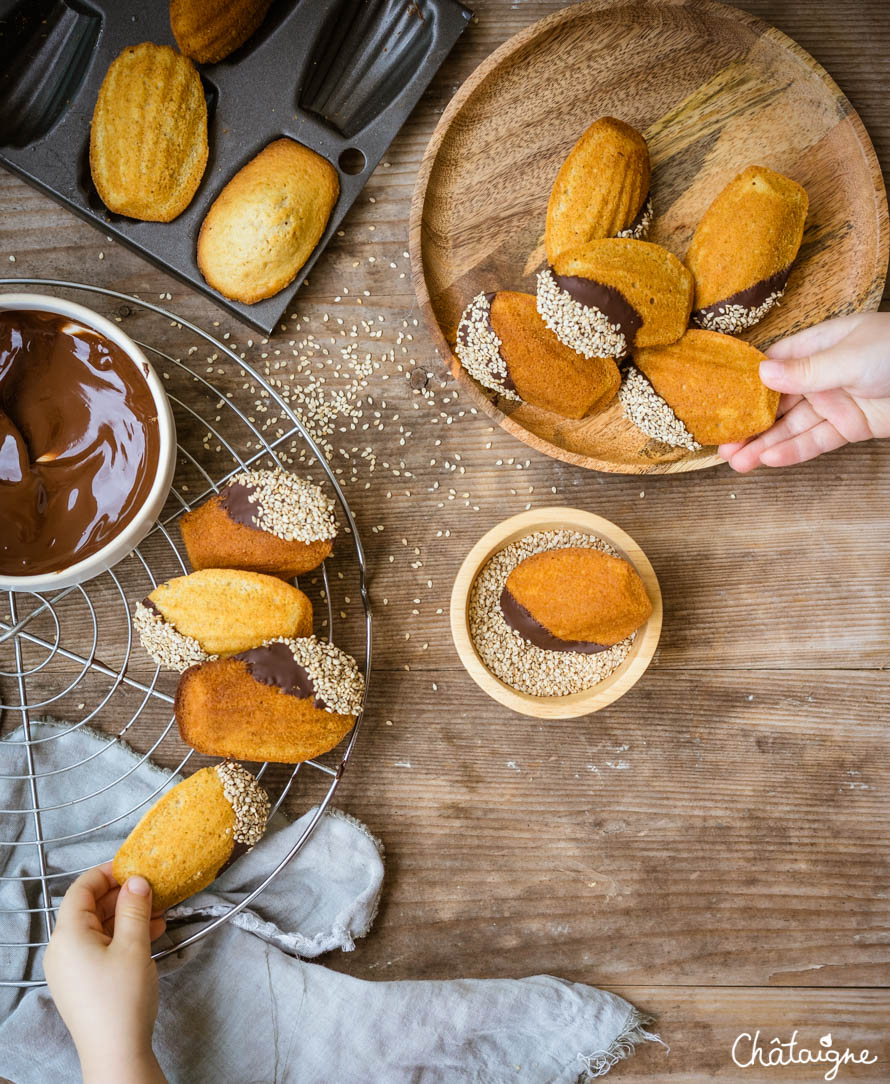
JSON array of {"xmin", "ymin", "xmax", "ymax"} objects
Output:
[
  {"xmin": 112, "ymin": 876, "xmax": 153, "ymax": 950},
  {"xmin": 759, "ymin": 344, "xmax": 860, "ymax": 395}
]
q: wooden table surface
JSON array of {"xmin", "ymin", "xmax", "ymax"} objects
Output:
[{"xmin": 1, "ymin": 1, "xmax": 888, "ymax": 1079}]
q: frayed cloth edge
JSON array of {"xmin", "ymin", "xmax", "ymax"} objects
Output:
[{"xmin": 576, "ymin": 1011, "xmax": 668, "ymax": 1080}]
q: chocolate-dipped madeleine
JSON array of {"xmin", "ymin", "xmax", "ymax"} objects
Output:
[
  {"xmin": 536, "ymin": 239, "xmax": 693, "ymax": 359},
  {"xmin": 455, "ymin": 291, "xmax": 620, "ymax": 419},
  {"xmin": 503, "ymin": 547, "xmax": 652, "ymax": 652},
  {"xmin": 180, "ymin": 468, "xmax": 336, "ymax": 578},
  {"xmin": 113, "ymin": 762, "xmax": 270, "ymax": 910},
  {"xmin": 687, "ymin": 165, "xmax": 808, "ymax": 332},
  {"xmin": 546, "ymin": 117, "xmax": 652, "ymax": 263},
  {"xmin": 627, "ymin": 329, "xmax": 780, "ymax": 446},
  {"xmin": 133, "ymin": 568, "xmax": 313, "ymax": 671},
  {"xmin": 175, "ymin": 635, "xmax": 365, "ymax": 763}
]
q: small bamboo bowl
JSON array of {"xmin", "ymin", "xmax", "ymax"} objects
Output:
[{"xmin": 450, "ymin": 507, "xmax": 662, "ymax": 718}]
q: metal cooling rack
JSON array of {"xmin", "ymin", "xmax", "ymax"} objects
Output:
[{"xmin": 0, "ymin": 279, "xmax": 371, "ymax": 986}]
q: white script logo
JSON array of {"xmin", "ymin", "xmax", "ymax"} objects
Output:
[{"xmin": 731, "ymin": 1030, "xmax": 878, "ymax": 1081}]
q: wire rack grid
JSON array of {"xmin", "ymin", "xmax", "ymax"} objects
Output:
[{"xmin": 0, "ymin": 279, "xmax": 372, "ymax": 987}]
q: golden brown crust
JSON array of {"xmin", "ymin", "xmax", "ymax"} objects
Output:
[
  {"xmin": 490, "ymin": 292, "xmax": 620, "ymax": 419},
  {"xmin": 506, "ymin": 547, "xmax": 652, "ymax": 646},
  {"xmin": 634, "ymin": 329, "xmax": 780, "ymax": 445},
  {"xmin": 170, "ymin": 0, "xmax": 272, "ymax": 64},
  {"xmin": 197, "ymin": 139, "xmax": 339, "ymax": 304},
  {"xmin": 686, "ymin": 165, "xmax": 808, "ymax": 310},
  {"xmin": 90, "ymin": 43, "xmax": 208, "ymax": 222},
  {"xmin": 546, "ymin": 117, "xmax": 651, "ymax": 263},
  {"xmin": 147, "ymin": 568, "xmax": 313, "ymax": 656},
  {"xmin": 176, "ymin": 657, "xmax": 356, "ymax": 763},
  {"xmin": 113, "ymin": 767, "xmax": 236, "ymax": 911},
  {"xmin": 180, "ymin": 495, "xmax": 333, "ymax": 578},
  {"xmin": 552, "ymin": 239, "xmax": 694, "ymax": 348}
]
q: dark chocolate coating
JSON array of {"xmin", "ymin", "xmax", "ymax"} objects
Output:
[
  {"xmin": 219, "ymin": 480, "xmax": 260, "ymax": 529},
  {"xmin": 234, "ymin": 640, "xmax": 327, "ymax": 709},
  {"xmin": 500, "ymin": 586, "xmax": 609, "ymax": 654},
  {"xmin": 692, "ymin": 265, "xmax": 791, "ymax": 324},
  {"xmin": 141, "ymin": 597, "xmax": 161, "ymax": 617},
  {"xmin": 550, "ymin": 270, "xmax": 643, "ymax": 344}
]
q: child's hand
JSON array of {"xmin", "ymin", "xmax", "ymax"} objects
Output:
[
  {"xmin": 43, "ymin": 862, "xmax": 168, "ymax": 1084},
  {"xmin": 719, "ymin": 311, "xmax": 890, "ymax": 472}
]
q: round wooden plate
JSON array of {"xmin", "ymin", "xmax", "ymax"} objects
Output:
[
  {"xmin": 450, "ymin": 508, "xmax": 662, "ymax": 718},
  {"xmin": 410, "ymin": 0, "xmax": 889, "ymax": 474}
]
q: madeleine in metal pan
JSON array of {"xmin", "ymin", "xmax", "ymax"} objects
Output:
[
  {"xmin": 170, "ymin": 0, "xmax": 273, "ymax": 64},
  {"xmin": 89, "ymin": 43, "xmax": 208, "ymax": 222},
  {"xmin": 197, "ymin": 138, "xmax": 339, "ymax": 304}
]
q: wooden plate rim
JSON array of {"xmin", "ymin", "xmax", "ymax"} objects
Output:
[
  {"xmin": 409, "ymin": 0, "xmax": 890, "ymax": 476},
  {"xmin": 449, "ymin": 507, "xmax": 664, "ymax": 718}
]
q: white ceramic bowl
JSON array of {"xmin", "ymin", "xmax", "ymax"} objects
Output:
[{"xmin": 0, "ymin": 293, "xmax": 176, "ymax": 593}]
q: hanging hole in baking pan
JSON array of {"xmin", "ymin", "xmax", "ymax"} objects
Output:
[
  {"xmin": 338, "ymin": 147, "xmax": 366, "ymax": 175},
  {"xmin": 299, "ymin": 0, "xmax": 439, "ymax": 138},
  {"xmin": 0, "ymin": 0, "xmax": 101, "ymax": 147}
]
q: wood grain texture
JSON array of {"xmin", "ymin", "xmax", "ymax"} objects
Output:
[
  {"xmin": 0, "ymin": 0, "xmax": 888, "ymax": 1077},
  {"xmin": 410, "ymin": 0, "xmax": 889, "ymax": 473},
  {"xmin": 449, "ymin": 507, "xmax": 663, "ymax": 716}
]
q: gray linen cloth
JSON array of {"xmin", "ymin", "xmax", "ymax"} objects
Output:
[{"xmin": 0, "ymin": 722, "xmax": 661, "ymax": 1082}]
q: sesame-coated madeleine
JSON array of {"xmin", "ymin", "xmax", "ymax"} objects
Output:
[
  {"xmin": 113, "ymin": 763, "xmax": 270, "ymax": 911},
  {"xmin": 537, "ymin": 239, "xmax": 693, "ymax": 359},
  {"xmin": 687, "ymin": 165, "xmax": 808, "ymax": 332},
  {"xmin": 180, "ymin": 468, "xmax": 336, "ymax": 578},
  {"xmin": 502, "ymin": 547, "xmax": 652, "ymax": 652},
  {"xmin": 170, "ymin": 0, "xmax": 272, "ymax": 64},
  {"xmin": 133, "ymin": 568, "xmax": 313, "ymax": 672},
  {"xmin": 546, "ymin": 117, "xmax": 652, "ymax": 263},
  {"xmin": 176, "ymin": 636, "xmax": 364, "ymax": 763},
  {"xmin": 455, "ymin": 291, "xmax": 620, "ymax": 419},
  {"xmin": 90, "ymin": 43, "xmax": 208, "ymax": 222},
  {"xmin": 633, "ymin": 329, "xmax": 780, "ymax": 445}
]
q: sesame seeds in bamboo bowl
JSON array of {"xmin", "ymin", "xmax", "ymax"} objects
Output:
[{"xmin": 450, "ymin": 508, "xmax": 662, "ymax": 719}]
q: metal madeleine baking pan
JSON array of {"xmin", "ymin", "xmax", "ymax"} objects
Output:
[{"xmin": 0, "ymin": 0, "xmax": 472, "ymax": 334}]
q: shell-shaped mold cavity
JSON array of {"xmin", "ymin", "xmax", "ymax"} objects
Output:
[
  {"xmin": 299, "ymin": 0, "xmax": 471, "ymax": 139},
  {"xmin": 0, "ymin": 0, "xmax": 101, "ymax": 147}
]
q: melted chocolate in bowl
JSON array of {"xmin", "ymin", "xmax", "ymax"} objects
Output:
[{"xmin": 0, "ymin": 309, "xmax": 160, "ymax": 576}]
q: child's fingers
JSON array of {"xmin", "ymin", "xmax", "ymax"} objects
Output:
[
  {"xmin": 759, "ymin": 420, "xmax": 847, "ymax": 467},
  {"xmin": 759, "ymin": 342, "xmax": 861, "ymax": 396},
  {"xmin": 55, "ymin": 866, "xmax": 118, "ymax": 931},
  {"xmin": 110, "ymin": 876, "xmax": 154, "ymax": 953},
  {"xmin": 724, "ymin": 400, "xmax": 822, "ymax": 473},
  {"xmin": 149, "ymin": 917, "xmax": 167, "ymax": 942},
  {"xmin": 765, "ymin": 313, "xmax": 865, "ymax": 360},
  {"xmin": 718, "ymin": 438, "xmax": 748, "ymax": 460},
  {"xmin": 97, "ymin": 886, "xmax": 121, "ymax": 925}
]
